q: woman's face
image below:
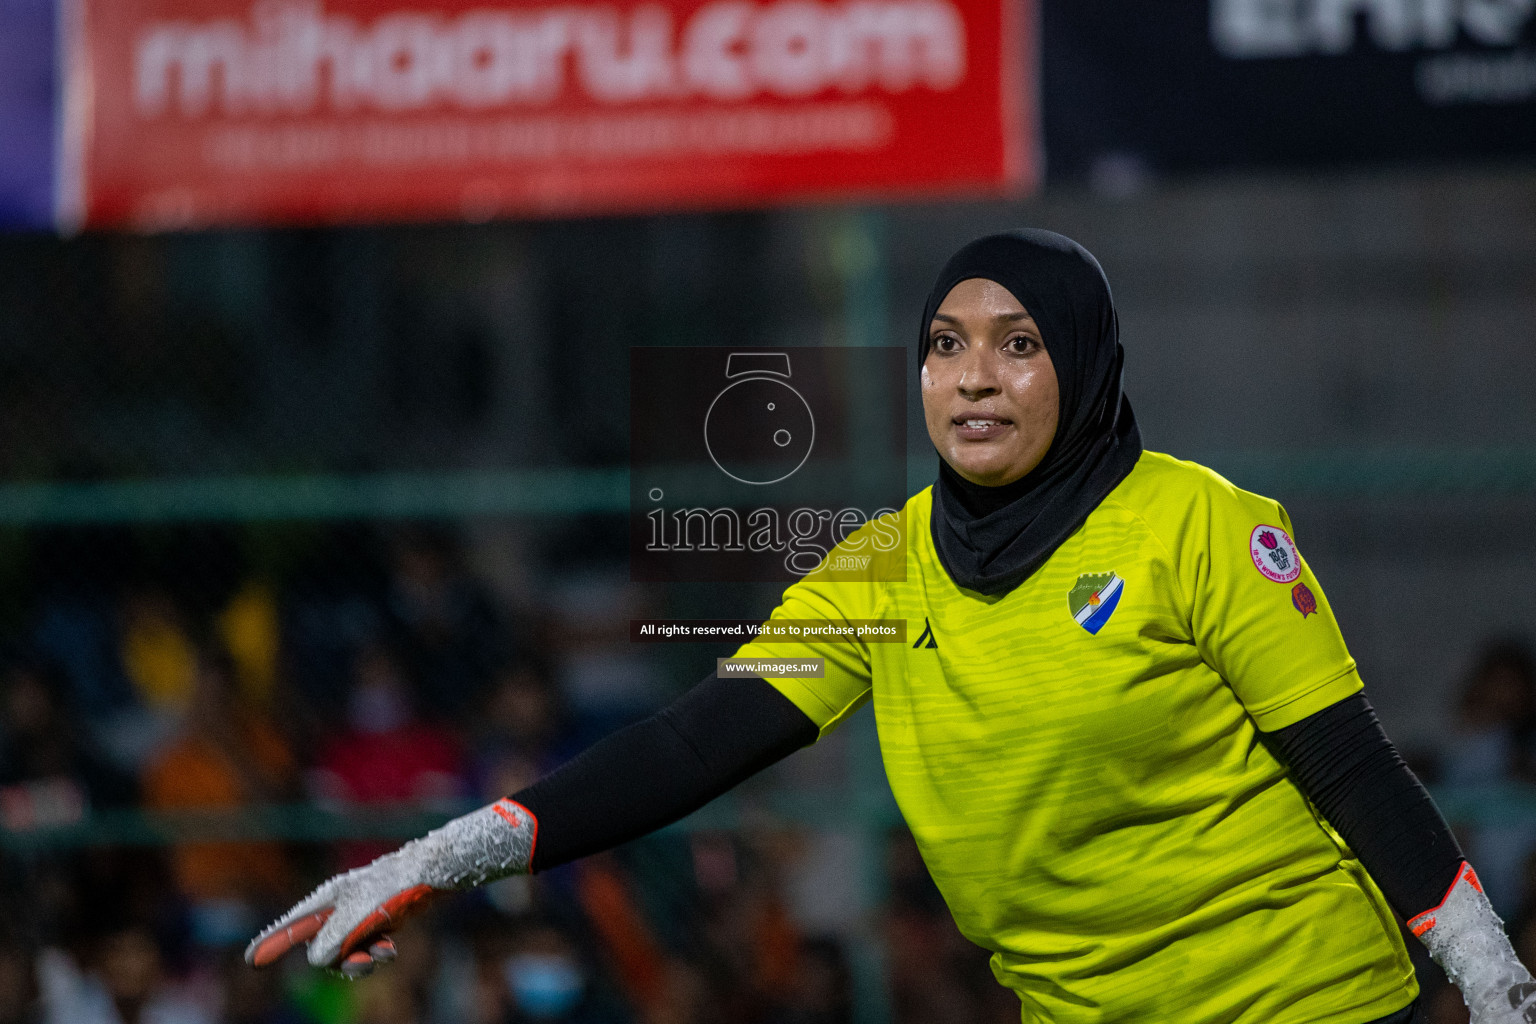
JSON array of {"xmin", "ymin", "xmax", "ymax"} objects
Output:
[{"xmin": 922, "ymin": 277, "xmax": 1060, "ymax": 487}]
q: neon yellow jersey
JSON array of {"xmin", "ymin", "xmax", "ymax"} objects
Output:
[{"xmin": 733, "ymin": 451, "xmax": 1416, "ymax": 1024}]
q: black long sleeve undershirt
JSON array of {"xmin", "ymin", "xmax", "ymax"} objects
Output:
[
  {"xmin": 1268, "ymin": 692, "xmax": 1464, "ymax": 918},
  {"xmin": 511, "ymin": 673, "xmax": 817, "ymax": 873},
  {"xmin": 515, "ymin": 673, "xmax": 1463, "ymax": 921}
]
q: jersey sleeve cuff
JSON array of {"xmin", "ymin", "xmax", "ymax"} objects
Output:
[
  {"xmin": 760, "ymin": 677, "xmax": 870, "ymax": 741},
  {"xmin": 1247, "ymin": 664, "xmax": 1364, "ymax": 732}
]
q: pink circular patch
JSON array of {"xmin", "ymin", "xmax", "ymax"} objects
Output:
[{"xmin": 1249, "ymin": 524, "xmax": 1302, "ymax": 583}]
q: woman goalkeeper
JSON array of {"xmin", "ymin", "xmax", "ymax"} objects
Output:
[{"xmin": 249, "ymin": 230, "xmax": 1533, "ymax": 1024}]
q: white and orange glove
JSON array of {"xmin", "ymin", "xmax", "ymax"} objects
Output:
[
  {"xmin": 1411, "ymin": 862, "xmax": 1536, "ymax": 1023},
  {"xmin": 246, "ymin": 799, "xmax": 537, "ymax": 978}
]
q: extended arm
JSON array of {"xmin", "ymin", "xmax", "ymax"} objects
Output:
[
  {"xmin": 514, "ymin": 672, "xmax": 819, "ymax": 871},
  {"xmin": 1271, "ymin": 693, "xmax": 1535, "ymax": 1022},
  {"xmin": 246, "ymin": 674, "xmax": 817, "ymax": 975}
]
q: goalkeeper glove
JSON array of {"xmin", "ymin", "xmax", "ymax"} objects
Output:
[
  {"xmin": 1411, "ymin": 862, "xmax": 1536, "ymax": 1023},
  {"xmin": 245, "ymin": 799, "xmax": 537, "ymax": 978}
]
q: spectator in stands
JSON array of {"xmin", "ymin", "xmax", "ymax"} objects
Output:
[
  {"xmin": 882, "ymin": 829, "xmax": 1018, "ymax": 1024},
  {"xmin": 1444, "ymin": 638, "xmax": 1536, "ymax": 785},
  {"xmin": 471, "ymin": 661, "xmax": 574, "ymax": 802},
  {"xmin": 39, "ymin": 919, "xmax": 212, "ymax": 1024},
  {"xmin": 500, "ymin": 920, "xmax": 627, "ymax": 1024},
  {"xmin": 0, "ymin": 656, "xmax": 135, "ymax": 831},
  {"xmin": 25, "ymin": 527, "xmax": 138, "ymax": 740},
  {"xmin": 569, "ymin": 853, "xmax": 672, "ymax": 1020},
  {"xmin": 765, "ymin": 937, "xmax": 850, "ymax": 1024},
  {"xmin": 542, "ymin": 573, "xmax": 664, "ymax": 746},
  {"xmin": 280, "ymin": 524, "xmax": 390, "ymax": 722},
  {"xmin": 311, "ymin": 644, "xmax": 465, "ymax": 866},
  {"xmin": 214, "ymin": 579, "xmax": 282, "ymax": 713},
  {"xmin": 383, "ymin": 527, "xmax": 503, "ymax": 723},
  {"xmin": 1441, "ymin": 637, "xmax": 1536, "ymax": 916},
  {"xmin": 0, "ymin": 933, "xmax": 40, "ymax": 1024},
  {"xmin": 350, "ymin": 919, "xmax": 442, "ymax": 1024},
  {"xmin": 140, "ymin": 642, "xmax": 297, "ymax": 910},
  {"xmin": 692, "ymin": 836, "xmax": 800, "ymax": 1023},
  {"xmin": 1497, "ymin": 848, "xmax": 1536, "ymax": 994},
  {"xmin": 213, "ymin": 949, "xmax": 306, "ymax": 1024},
  {"xmin": 118, "ymin": 587, "xmax": 199, "ymax": 717}
]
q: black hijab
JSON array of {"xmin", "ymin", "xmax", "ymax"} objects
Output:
[{"xmin": 923, "ymin": 230, "xmax": 1142, "ymax": 596}]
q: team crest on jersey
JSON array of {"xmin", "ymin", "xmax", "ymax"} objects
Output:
[
  {"xmin": 1068, "ymin": 572, "xmax": 1124, "ymax": 635},
  {"xmin": 1250, "ymin": 525, "xmax": 1302, "ymax": 583}
]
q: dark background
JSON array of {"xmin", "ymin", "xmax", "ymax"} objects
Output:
[{"xmin": 1, "ymin": 3, "xmax": 1535, "ymax": 1023}]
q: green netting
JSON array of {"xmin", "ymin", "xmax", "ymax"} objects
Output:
[{"xmin": 1, "ymin": 449, "xmax": 1534, "ymax": 526}]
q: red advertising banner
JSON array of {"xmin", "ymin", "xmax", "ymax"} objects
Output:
[{"xmin": 64, "ymin": 0, "xmax": 1032, "ymax": 228}]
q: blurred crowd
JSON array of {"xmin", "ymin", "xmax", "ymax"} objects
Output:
[
  {"xmin": 0, "ymin": 523, "xmax": 1015, "ymax": 1024},
  {"xmin": 3, "ymin": 523, "xmax": 1536, "ymax": 1024},
  {"xmin": 1409, "ymin": 639, "xmax": 1536, "ymax": 1024}
]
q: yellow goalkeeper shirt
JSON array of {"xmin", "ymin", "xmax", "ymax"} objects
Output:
[{"xmin": 733, "ymin": 450, "xmax": 1416, "ymax": 1024}]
